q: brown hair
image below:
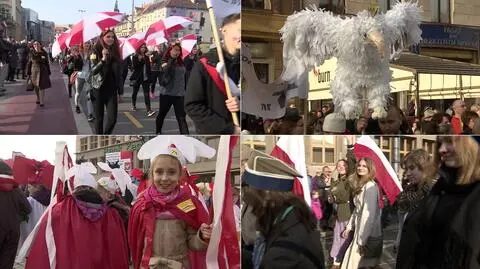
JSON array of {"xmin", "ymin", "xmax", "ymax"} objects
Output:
[
  {"xmin": 135, "ymin": 42, "xmax": 147, "ymax": 54},
  {"xmin": 352, "ymin": 157, "xmax": 376, "ymax": 195},
  {"xmin": 435, "ymin": 136, "xmax": 480, "ymax": 184},
  {"xmin": 401, "ymin": 149, "xmax": 435, "ymax": 185},
  {"xmin": 242, "ymin": 186, "xmax": 316, "ymax": 237},
  {"xmin": 221, "ymin": 13, "xmax": 240, "ymax": 27},
  {"xmin": 94, "ymin": 29, "xmax": 121, "ymax": 60}
]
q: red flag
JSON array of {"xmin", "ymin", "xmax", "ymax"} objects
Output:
[
  {"xmin": 206, "ymin": 136, "xmax": 240, "ymax": 269},
  {"xmin": 12, "ymin": 157, "xmax": 54, "ymax": 189},
  {"xmin": 353, "ymin": 136, "xmax": 402, "ymax": 205}
]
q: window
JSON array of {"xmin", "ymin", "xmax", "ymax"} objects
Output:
[
  {"xmin": 242, "ymin": 0, "xmax": 271, "ymax": 10},
  {"xmin": 400, "ymin": 137, "xmax": 415, "ymax": 161},
  {"xmin": 378, "ymin": 0, "xmax": 394, "ymax": 13},
  {"xmin": 195, "ymin": 29, "xmax": 200, "ymax": 35},
  {"xmin": 430, "ymin": 0, "xmax": 450, "ymax": 23},
  {"xmin": 242, "ymin": 135, "xmax": 267, "ymax": 152},
  {"xmin": 100, "ymin": 136, "xmax": 109, "ymax": 147},
  {"xmin": 90, "ymin": 136, "xmax": 98, "ymax": 149},
  {"xmin": 318, "ymin": 0, "xmax": 345, "ymax": 14},
  {"xmin": 80, "ymin": 137, "xmax": 88, "ymax": 151},
  {"xmin": 310, "ymin": 136, "xmax": 335, "ymax": 164},
  {"xmin": 375, "ymin": 136, "xmax": 393, "ymax": 161}
]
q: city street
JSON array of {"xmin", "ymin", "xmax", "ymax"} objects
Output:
[{"xmin": 0, "ymin": 64, "xmax": 197, "ymax": 134}]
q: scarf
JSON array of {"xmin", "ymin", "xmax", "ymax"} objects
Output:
[
  {"xmin": 31, "ymin": 188, "xmax": 51, "ymax": 207},
  {"xmin": 144, "ymin": 185, "xmax": 181, "ymax": 219},
  {"xmin": 74, "ymin": 197, "xmax": 108, "ymax": 222}
]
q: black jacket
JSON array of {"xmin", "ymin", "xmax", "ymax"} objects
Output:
[
  {"xmin": 68, "ymin": 55, "xmax": 84, "ymax": 72},
  {"xmin": 260, "ymin": 208, "xmax": 325, "ymax": 269},
  {"xmin": 184, "ymin": 48, "xmax": 239, "ymax": 134},
  {"xmin": 396, "ymin": 167, "xmax": 480, "ymax": 269},
  {"xmin": 0, "ymin": 187, "xmax": 31, "ymax": 232},
  {"xmin": 130, "ymin": 54, "xmax": 152, "ymax": 85},
  {"xmin": 90, "ymin": 50, "xmax": 124, "ymax": 95}
]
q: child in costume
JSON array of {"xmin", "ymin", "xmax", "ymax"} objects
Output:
[{"xmin": 129, "ymin": 136, "xmax": 216, "ymax": 269}]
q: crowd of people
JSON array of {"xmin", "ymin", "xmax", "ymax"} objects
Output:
[
  {"xmin": 241, "ymin": 135, "xmax": 480, "ymax": 269},
  {"xmin": 54, "ymin": 13, "xmax": 241, "ymax": 135},
  {"xmin": 0, "ymin": 136, "xmax": 241, "ymax": 269},
  {"xmin": 242, "ymin": 99, "xmax": 480, "ymax": 135}
]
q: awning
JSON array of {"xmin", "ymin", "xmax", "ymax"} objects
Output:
[{"xmin": 308, "ymin": 52, "xmax": 480, "ymax": 101}]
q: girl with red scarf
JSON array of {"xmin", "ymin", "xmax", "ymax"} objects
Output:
[{"xmin": 128, "ymin": 144, "xmax": 213, "ymax": 269}]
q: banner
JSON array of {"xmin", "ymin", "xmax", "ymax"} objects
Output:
[
  {"xmin": 105, "ymin": 151, "xmax": 133, "ymax": 172},
  {"xmin": 207, "ymin": 0, "xmax": 241, "ymax": 20},
  {"xmin": 241, "ymin": 43, "xmax": 308, "ymax": 119}
]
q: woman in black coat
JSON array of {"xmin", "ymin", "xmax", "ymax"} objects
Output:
[
  {"xmin": 27, "ymin": 40, "xmax": 51, "ymax": 107},
  {"xmin": 396, "ymin": 136, "xmax": 480, "ymax": 269},
  {"xmin": 89, "ymin": 29, "xmax": 123, "ymax": 134},
  {"xmin": 130, "ymin": 43, "xmax": 155, "ymax": 117}
]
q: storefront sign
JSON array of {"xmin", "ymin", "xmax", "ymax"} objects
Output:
[{"xmin": 419, "ymin": 23, "xmax": 480, "ymax": 50}]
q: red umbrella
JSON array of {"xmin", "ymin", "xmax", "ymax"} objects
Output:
[
  {"xmin": 179, "ymin": 34, "xmax": 197, "ymax": 60},
  {"xmin": 146, "ymin": 31, "xmax": 168, "ymax": 47},
  {"xmin": 145, "ymin": 16, "xmax": 193, "ymax": 38},
  {"xmin": 67, "ymin": 11, "xmax": 125, "ymax": 47},
  {"xmin": 119, "ymin": 31, "xmax": 147, "ymax": 60},
  {"xmin": 52, "ymin": 30, "xmax": 71, "ymax": 58}
]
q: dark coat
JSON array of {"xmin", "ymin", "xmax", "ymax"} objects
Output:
[
  {"xmin": 260, "ymin": 209, "xmax": 325, "ymax": 269},
  {"xmin": 396, "ymin": 167, "xmax": 480, "ymax": 269},
  {"xmin": 130, "ymin": 54, "xmax": 152, "ymax": 85},
  {"xmin": 90, "ymin": 50, "xmax": 124, "ymax": 95},
  {"xmin": 0, "ymin": 186, "xmax": 31, "ymax": 232},
  {"xmin": 27, "ymin": 50, "xmax": 51, "ymax": 89},
  {"xmin": 184, "ymin": 49, "xmax": 239, "ymax": 134}
]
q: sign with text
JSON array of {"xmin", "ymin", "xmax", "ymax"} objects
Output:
[{"xmin": 419, "ymin": 23, "xmax": 480, "ymax": 50}]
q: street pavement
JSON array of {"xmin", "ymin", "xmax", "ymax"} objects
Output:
[{"xmin": 0, "ymin": 63, "xmax": 197, "ymax": 134}]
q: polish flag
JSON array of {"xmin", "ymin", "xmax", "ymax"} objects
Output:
[
  {"xmin": 206, "ymin": 136, "xmax": 240, "ymax": 269},
  {"xmin": 16, "ymin": 142, "xmax": 74, "ymax": 268},
  {"xmin": 270, "ymin": 136, "xmax": 311, "ymax": 206},
  {"xmin": 353, "ymin": 136, "xmax": 403, "ymax": 205}
]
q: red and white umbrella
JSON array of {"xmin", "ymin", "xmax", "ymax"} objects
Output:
[
  {"xmin": 145, "ymin": 16, "xmax": 193, "ymax": 37},
  {"xmin": 119, "ymin": 31, "xmax": 147, "ymax": 60},
  {"xmin": 52, "ymin": 30, "xmax": 71, "ymax": 58},
  {"xmin": 179, "ymin": 34, "xmax": 198, "ymax": 60},
  {"xmin": 146, "ymin": 31, "xmax": 168, "ymax": 47},
  {"xmin": 67, "ymin": 11, "xmax": 125, "ymax": 47}
]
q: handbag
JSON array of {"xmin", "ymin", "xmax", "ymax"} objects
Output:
[
  {"xmin": 26, "ymin": 77, "xmax": 34, "ymax": 91},
  {"xmin": 87, "ymin": 72, "xmax": 103, "ymax": 90}
]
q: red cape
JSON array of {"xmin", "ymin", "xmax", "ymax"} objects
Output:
[
  {"xmin": 128, "ymin": 187, "xmax": 209, "ymax": 269},
  {"xmin": 26, "ymin": 195, "xmax": 129, "ymax": 269}
]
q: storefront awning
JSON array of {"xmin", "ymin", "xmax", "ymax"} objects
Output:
[{"xmin": 308, "ymin": 53, "xmax": 480, "ymax": 101}]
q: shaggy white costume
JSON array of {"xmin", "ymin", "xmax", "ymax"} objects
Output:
[{"xmin": 280, "ymin": 1, "xmax": 422, "ymax": 119}]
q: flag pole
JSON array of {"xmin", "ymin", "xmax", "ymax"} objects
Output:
[{"xmin": 205, "ymin": 0, "xmax": 239, "ymax": 127}]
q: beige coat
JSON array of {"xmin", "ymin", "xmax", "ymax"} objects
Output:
[
  {"xmin": 149, "ymin": 219, "xmax": 207, "ymax": 269},
  {"xmin": 341, "ymin": 181, "xmax": 382, "ymax": 269}
]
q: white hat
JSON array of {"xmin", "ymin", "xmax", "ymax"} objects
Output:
[
  {"xmin": 137, "ymin": 135, "xmax": 216, "ymax": 165},
  {"xmin": 97, "ymin": 177, "xmax": 120, "ymax": 195},
  {"xmin": 66, "ymin": 162, "xmax": 97, "ymax": 189},
  {"xmin": 97, "ymin": 162, "xmax": 136, "ymax": 197},
  {"xmin": 323, "ymin": 113, "xmax": 346, "ymax": 134}
]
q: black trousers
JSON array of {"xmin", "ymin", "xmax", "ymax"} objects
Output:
[
  {"xmin": 132, "ymin": 81, "xmax": 151, "ymax": 111},
  {"xmin": 155, "ymin": 94, "xmax": 189, "ymax": 134},
  {"xmin": 150, "ymin": 71, "xmax": 161, "ymax": 93},
  {"xmin": 92, "ymin": 90, "xmax": 118, "ymax": 134},
  {"xmin": 7, "ymin": 66, "xmax": 15, "ymax": 81},
  {"xmin": 0, "ymin": 227, "xmax": 20, "ymax": 269}
]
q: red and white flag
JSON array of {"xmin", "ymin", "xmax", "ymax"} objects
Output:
[
  {"xmin": 16, "ymin": 142, "xmax": 74, "ymax": 268},
  {"xmin": 206, "ymin": 136, "xmax": 240, "ymax": 269},
  {"xmin": 179, "ymin": 34, "xmax": 197, "ymax": 60},
  {"xmin": 270, "ymin": 136, "xmax": 311, "ymax": 206},
  {"xmin": 353, "ymin": 136, "xmax": 403, "ymax": 205}
]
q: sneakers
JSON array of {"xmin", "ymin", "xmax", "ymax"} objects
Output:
[
  {"xmin": 87, "ymin": 114, "xmax": 95, "ymax": 122},
  {"xmin": 76, "ymin": 106, "xmax": 81, "ymax": 114},
  {"xmin": 147, "ymin": 110, "xmax": 156, "ymax": 117},
  {"xmin": 132, "ymin": 106, "xmax": 137, "ymax": 111}
]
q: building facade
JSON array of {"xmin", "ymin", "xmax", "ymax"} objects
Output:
[
  {"xmin": 115, "ymin": 0, "xmax": 212, "ymax": 46},
  {"xmin": 76, "ymin": 136, "xmax": 241, "ymax": 184},
  {"xmin": 23, "ymin": 8, "xmax": 39, "ymax": 41},
  {"xmin": 39, "ymin": 20, "xmax": 55, "ymax": 45},
  {"xmin": 241, "ymin": 135, "xmax": 437, "ymax": 176}
]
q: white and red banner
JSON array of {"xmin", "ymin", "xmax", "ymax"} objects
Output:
[
  {"xmin": 179, "ymin": 34, "xmax": 197, "ymax": 60},
  {"xmin": 270, "ymin": 136, "xmax": 311, "ymax": 206},
  {"xmin": 206, "ymin": 135, "xmax": 240, "ymax": 269},
  {"xmin": 353, "ymin": 136, "xmax": 403, "ymax": 205},
  {"xmin": 105, "ymin": 151, "xmax": 133, "ymax": 173}
]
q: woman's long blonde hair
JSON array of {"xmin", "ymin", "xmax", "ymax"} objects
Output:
[
  {"xmin": 435, "ymin": 136, "xmax": 480, "ymax": 184},
  {"xmin": 401, "ymin": 149, "xmax": 435, "ymax": 185},
  {"xmin": 351, "ymin": 157, "xmax": 376, "ymax": 195}
]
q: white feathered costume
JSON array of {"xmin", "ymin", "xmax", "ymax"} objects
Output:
[{"xmin": 280, "ymin": 1, "xmax": 422, "ymax": 119}]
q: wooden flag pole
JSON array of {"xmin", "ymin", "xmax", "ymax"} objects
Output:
[{"xmin": 205, "ymin": 0, "xmax": 240, "ymax": 127}]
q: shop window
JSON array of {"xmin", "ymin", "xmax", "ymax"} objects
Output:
[
  {"xmin": 430, "ymin": 0, "xmax": 450, "ymax": 23},
  {"xmin": 318, "ymin": 0, "xmax": 345, "ymax": 14}
]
